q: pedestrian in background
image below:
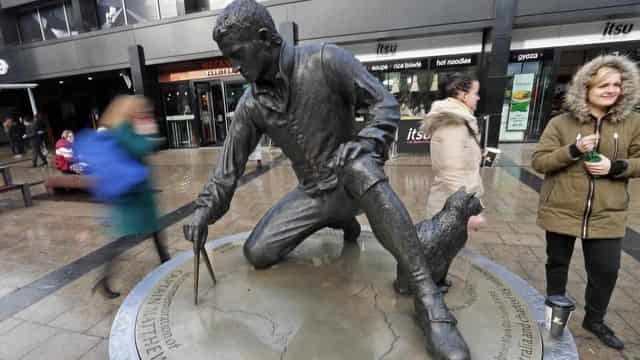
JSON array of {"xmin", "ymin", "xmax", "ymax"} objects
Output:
[
  {"xmin": 23, "ymin": 114, "xmax": 48, "ymax": 167},
  {"xmin": 55, "ymin": 130, "xmax": 83, "ymax": 174},
  {"xmin": 88, "ymin": 95, "xmax": 170, "ymax": 298},
  {"xmin": 421, "ymin": 72, "xmax": 486, "ymax": 229},
  {"xmin": 3, "ymin": 117, "xmax": 16, "ymax": 156},
  {"xmin": 12, "ymin": 116, "xmax": 26, "ymax": 156},
  {"xmin": 532, "ymin": 55, "xmax": 640, "ymax": 350}
]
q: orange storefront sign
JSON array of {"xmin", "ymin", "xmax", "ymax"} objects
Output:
[
  {"xmin": 158, "ymin": 57, "xmax": 240, "ymax": 83},
  {"xmin": 159, "ymin": 67, "xmax": 239, "ymax": 82}
]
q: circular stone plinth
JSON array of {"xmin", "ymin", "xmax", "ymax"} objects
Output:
[{"xmin": 110, "ymin": 229, "xmax": 578, "ymax": 360}]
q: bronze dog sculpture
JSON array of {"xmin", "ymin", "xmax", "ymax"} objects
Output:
[{"xmin": 395, "ymin": 187, "xmax": 484, "ymax": 295}]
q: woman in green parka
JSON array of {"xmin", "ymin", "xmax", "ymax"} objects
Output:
[
  {"xmin": 532, "ymin": 55, "xmax": 640, "ymax": 351},
  {"xmin": 94, "ymin": 95, "xmax": 170, "ymax": 299}
]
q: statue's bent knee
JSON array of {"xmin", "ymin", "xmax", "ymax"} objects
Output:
[
  {"xmin": 340, "ymin": 155, "xmax": 387, "ymax": 198},
  {"xmin": 243, "ymin": 239, "xmax": 275, "ymax": 269}
]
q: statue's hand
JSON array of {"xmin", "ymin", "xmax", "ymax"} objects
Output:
[
  {"xmin": 184, "ymin": 210, "xmax": 209, "ymax": 251},
  {"xmin": 335, "ymin": 139, "xmax": 378, "ymax": 167}
]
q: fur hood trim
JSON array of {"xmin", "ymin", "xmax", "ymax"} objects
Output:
[
  {"xmin": 565, "ymin": 55, "xmax": 640, "ymax": 124},
  {"xmin": 421, "ymin": 98, "xmax": 478, "ymax": 137}
]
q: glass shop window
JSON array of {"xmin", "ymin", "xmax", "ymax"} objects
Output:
[
  {"xmin": 40, "ymin": 4, "xmax": 70, "ymax": 40},
  {"xmin": 97, "ymin": 0, "xmax": 126, "ymax": 29},
  {"xmin": 184, "ymin": 0, "xmax": 265, "ymax": 14},
  {"xmin": 65, "ymin": 1, "xmax": 80, "ymax": 35},
  {"xmin": 163, "ymin": 82, "xmax": 194, "ymax": 116},
  {"xmin": 158, "ymin": 0, "xmax": 179, "ymax": 18},
  {"xmin": 18, "ymin": 12, "xmax": 43, "ymax": 43},
  {"xmin": 124, "ymin": 0, "xmax": 159, "ymax": 24},
  {"xmin": 184, "ymin": 0, "xmax": 211, "ymax": 14},
  {"xmin": 383, "ymin": 70, "xmax": 434, "ymax": 119}
]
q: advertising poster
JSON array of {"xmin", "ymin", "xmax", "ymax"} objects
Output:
[{"xmin": 507, "ymin": 73, "xmax": 536, "ymax": 131}]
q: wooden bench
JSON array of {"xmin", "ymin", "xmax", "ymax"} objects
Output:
[
  {"xmin": 44, "ymin": 175, "xmax": 93, "ymax": 194},
  {"xmin": 0, "ymin": 166, "xmax": 13, "ymax": 186},
  {"xmin": 0, "ymin": 182, "xmax": 34, "ymax": 207}
]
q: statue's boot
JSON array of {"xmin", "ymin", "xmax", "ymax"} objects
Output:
[
  {"xmin": 394, "ymin": 265, "xmax": 451, "ymax": 295},
  {"xmin": 415, "ymin": 293, "xmax": 470, "ymax": 360}
]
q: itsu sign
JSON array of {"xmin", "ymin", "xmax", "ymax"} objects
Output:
[
  {"xmin": 397, "ymin": 119, "xmax": 429, "ymax": 154},
  {"xmin": 603, "ymin": 22, "xmax": 634, "ymax": 36},
  {"xmin": 406, "ymin": 127, "xmax": 429, "ymax": 144}
]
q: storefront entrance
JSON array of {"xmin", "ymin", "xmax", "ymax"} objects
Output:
[
  {"xmin": 158, "ymin": 57, "xmax": 247, "ymax": 148},
  {"xmin": 193, "ymin": 80, "xmax": 246, "ymax": 146}
]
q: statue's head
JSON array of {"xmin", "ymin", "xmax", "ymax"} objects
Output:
[{"xmin": 213, "ymin": 0, "xmax": 282, "ymax": 83}]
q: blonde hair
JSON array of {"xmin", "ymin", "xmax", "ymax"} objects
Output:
[
  {"xmin": 99, "ymin": 95, "xmax": 153, "ymax": 129},
  {"xmin": 588, "ymin": 66, "xmax": 622, "ymax": 89},
  {"xmin": 61, "ymin": 130, "xmax": 73, "ymax": 139}
]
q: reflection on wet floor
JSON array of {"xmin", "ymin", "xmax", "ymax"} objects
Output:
[{"xmin": 0, "ymin": 144, "xmax": 638, "ymax": 359}]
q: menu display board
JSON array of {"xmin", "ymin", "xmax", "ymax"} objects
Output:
[{"xmin": 507, "ymin": 73, "xmax": 536, "ymax": 131}]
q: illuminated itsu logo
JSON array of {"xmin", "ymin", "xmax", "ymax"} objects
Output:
[
  {"xmin": 0, "ymin": 59, "xmax": 9, "ymax": 75},
  {"xmin": 406, "ymin": 127, "xmax": 429, "ymax": 144}
]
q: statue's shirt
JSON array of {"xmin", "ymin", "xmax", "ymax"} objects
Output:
[{"xmin": 195, "ymin": 41, "xmax": 400, "ymax": 224}]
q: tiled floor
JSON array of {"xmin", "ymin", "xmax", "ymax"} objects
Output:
[{"xmin": 0, "ymin": 144, "xmax": 638, "ymax": 359}]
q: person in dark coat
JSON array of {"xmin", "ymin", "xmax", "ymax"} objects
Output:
[
  {"xmin": 12, "ymin": 117, "xmax": 26, "ymax": 156},
  {"xmin": 3, "ymin": 118, "xmax": 16, "ymax": 155},
  {"xmin": 24, "ymin": 115, "xmax": 48, "ymax": 167}
]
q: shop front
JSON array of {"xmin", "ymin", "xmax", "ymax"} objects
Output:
[
  {"xmin": 503, "ymin": 17, "xmax": 640, "ymax": 142},
  {"xmin": 344, "ymin": 33, "xmax": 483, "ymax": 155},
  {"xmin": 158, "ymin": 58, "xmax": 248, "ymax": 148},
  {"xmin": 365, "ymin": 54, "xmax": 479, "ymax": 154}
]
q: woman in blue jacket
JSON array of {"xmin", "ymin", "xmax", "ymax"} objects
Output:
[{"xmin": 93, "ymin": 95, "xmax": 170, "ymax": 298}]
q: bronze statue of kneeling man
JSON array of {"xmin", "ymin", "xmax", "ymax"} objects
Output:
[{"xmin": 184, "ymin": 1, "xmax": 470, "ymax": 358}]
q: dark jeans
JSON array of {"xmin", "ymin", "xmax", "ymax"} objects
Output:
[
  {"xmin": 545, "ymin": 231, "xmax": 622, "ymax": 322},
  {"xmin": 15, "ymin": 139, "xmax": 24, "ymax": 154},
  {"xmin": 31, "ymin": 138, "xmax": 47, "ymax": 166}
]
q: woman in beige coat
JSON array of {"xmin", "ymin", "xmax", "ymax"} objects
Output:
[
  {"xmin": 422, "ymin": 72, "xmax": 485, "ymax": 228},
  {"xmin": 532, "ymin": 55, "xmax": 640, "ymax": 350}
]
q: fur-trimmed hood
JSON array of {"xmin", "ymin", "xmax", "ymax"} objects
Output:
[
  {"xmin": 421, "ymin": 98, "xmax": 479, "ymax": 138},
  {"xmin": 565, "ymin": 55, "xmax": 640, "ymax": 124}
]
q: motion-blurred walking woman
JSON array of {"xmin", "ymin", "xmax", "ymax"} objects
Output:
[
  {"xmin": 92, "ymin": 95, "xmax": 170, "ymax": 298},
  {"xmin": 532, "ymin": 55, "xmax": 640, "ymax": 350}
]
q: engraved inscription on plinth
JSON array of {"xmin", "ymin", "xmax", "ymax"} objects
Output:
[
  {"xmin": 130, "ymin": 230, "xmax": 544, "ymax": 360},
  {"xmin": 135, "ymin": 270, "xmax": 188, "ymax": 359}
]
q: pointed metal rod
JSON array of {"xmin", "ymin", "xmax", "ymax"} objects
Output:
[
  {"xmin": 201, "ymin": 248, "xmax": 217, "ymax": 285},
  {"xmin": 184, "ymin": 224, "xmax": 216, "ymax": 306},
  {"xmin": 193, "ymin": 241, "xmax": 200, "ymax": 306}
]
